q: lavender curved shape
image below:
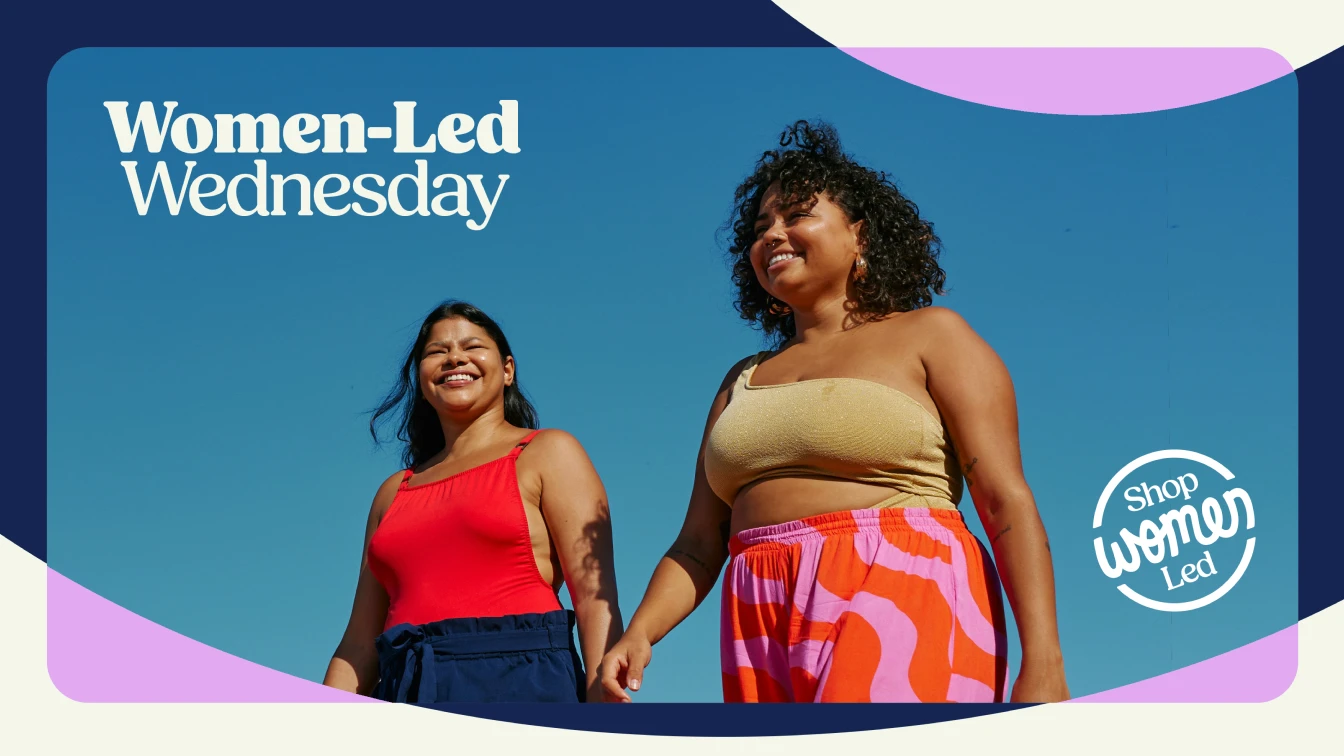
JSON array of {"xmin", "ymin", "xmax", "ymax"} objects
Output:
[
  {"xmin": 1070, "ymin": 624, "xmax": 1297, "ymax": 703},
  {"xmin": 46, "ymin": 569, "xmax": 372, "ymax": 703},
  {"xmin": 839, "ymin": 48, "xmax": 1294, "ymax": 115}
]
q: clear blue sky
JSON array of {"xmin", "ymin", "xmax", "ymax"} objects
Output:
[{"xmin": 47, "ymin": 48, "xmax": 1298, "ymax": 701}]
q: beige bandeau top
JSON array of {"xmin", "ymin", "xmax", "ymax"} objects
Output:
[{"xmin": 703, "ymin": 352, "xmax": 963, "ymax": 510}]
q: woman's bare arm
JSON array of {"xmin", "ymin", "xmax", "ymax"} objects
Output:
[
  {"xmin": 920, "ymin": 307, "xmax": 1070, "ymax": 702},
  {"xmin": 321, "ymin": 472, "xmax": 398, "ymax": 696},
  {"xmin": 598, "ymin": 358, "xmax": 748, "ymax": 701},
  {"xmin": 528, "ymin": 430, "xmax": 624, "ymax": 703}
]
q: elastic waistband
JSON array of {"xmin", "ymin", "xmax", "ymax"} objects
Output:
[
  {"xmin": 377, "ymin": 609, "xmax": 575, "ymax": 656},
  {"xmin": 730, "ymin": 507, "xmax": 970, "ymax": 556}
]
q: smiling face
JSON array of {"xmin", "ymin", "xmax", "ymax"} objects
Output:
[
  {"xmin": 416, "ymin": 317, "xmax": 514, "ymax": 421},
  {"xmin": 750, "ymin": 183, "xmax": 865, "ymax": 308}
]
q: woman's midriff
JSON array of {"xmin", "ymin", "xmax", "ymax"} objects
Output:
[{"xmin": 729, "ymin": 476, "xmax": 954, "ymax": 537}]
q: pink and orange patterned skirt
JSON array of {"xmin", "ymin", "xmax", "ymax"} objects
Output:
[{"xmin": 721, "ymin": 508, "xmax": 1008, "ymax": 703}]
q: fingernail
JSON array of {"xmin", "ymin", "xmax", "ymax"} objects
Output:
[{"xmin": 630, "ymin": 679, "xmax": 640, "ymax": 691}]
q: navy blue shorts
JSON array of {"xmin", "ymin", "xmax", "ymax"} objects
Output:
[{"xmin": 373, "ymin": 609, "xmax": 585, "ymax": 703}]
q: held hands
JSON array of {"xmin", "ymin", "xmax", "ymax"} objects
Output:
[{"xmin": 598, "ymin": 629, "xmax": 653, "ymax": 703}]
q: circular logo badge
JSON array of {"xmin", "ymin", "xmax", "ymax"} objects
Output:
[{"xmin": 1093, "ymin": 450, "xmax": 1256, "ymax": 612}]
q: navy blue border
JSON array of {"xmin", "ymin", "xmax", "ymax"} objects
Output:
[
  {"xmin": 422, "ymin": 702, "xmax": 1025, "ymax": 736},
  {"xmin": 11, "ymin": 0, "xmax": 1340, "ymax": 731},
  {"xmin": 1295, "ymin": 43, "xmax": 1342, "ymax": 621}
]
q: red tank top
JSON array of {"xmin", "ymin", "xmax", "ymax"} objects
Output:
[{"xmin": 366, "ymin": 430, "xmax": 561, "ymax": 630}]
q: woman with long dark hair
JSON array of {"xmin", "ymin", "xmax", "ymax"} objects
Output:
[
  {"xmin": 324, "ymin": 301, "xmax": 623, "ymax": 703},
  {"xmin": 600, "ymin": 122, "xmax": 1069, "ymax": 703}
]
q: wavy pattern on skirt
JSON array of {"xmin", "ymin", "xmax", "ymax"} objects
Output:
[{"xmin": 721, "ymin": 508, "xmax": 1008, "ymax": 703}]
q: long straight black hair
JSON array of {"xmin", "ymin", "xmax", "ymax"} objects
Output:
[{"xmin": 370, "ymin": 300, "xmax": 538, "ymax": 470}]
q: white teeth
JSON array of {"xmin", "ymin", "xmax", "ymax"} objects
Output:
[
  {"xmin": 444, "ymin": 374, "xmax": 475, "ymax": 384},
  {"xmin": 769, "ymin": 252, "xmax": 798, "ymax": 266}
]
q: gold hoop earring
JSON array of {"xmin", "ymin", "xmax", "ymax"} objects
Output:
[{"xmin": 854, "ymin": 255, "xmax": 869, "ymax": 281}]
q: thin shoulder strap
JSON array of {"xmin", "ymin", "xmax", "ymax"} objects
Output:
[
  {"xmin": 508, "ymin": 429, "xmax": 545, "ymax": 458},
  {"xmin": 398, "ymin": 468, "xmax": 414, "ymax": 489}
]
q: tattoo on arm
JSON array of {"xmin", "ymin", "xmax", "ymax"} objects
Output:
[
  {"xmin": 990, "ymin": 524, "xmax": 1013, "ymax": 545},
  {"xmin": 667, "ymin": 547, "xmax": 714, "ymax": 577},
  {"xmin": 963, "ymin": 457, "xmax": 979, "ymax": 487}
]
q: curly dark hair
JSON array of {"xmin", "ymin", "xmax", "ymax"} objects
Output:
[{"xmin": 725, "ymin": 120, "xmax": 947, "ymax": 346}]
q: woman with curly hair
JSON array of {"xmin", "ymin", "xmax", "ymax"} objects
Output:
[{"xmin": 600, "ymin": 121, "xmax": 1068, "ymax": 703}]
